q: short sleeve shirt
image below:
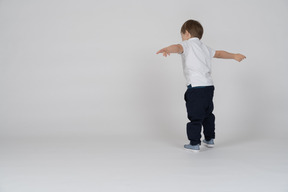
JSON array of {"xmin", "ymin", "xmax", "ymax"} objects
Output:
[{"xmin": 178, "ymin": 37, "xmax": 215, "ymax": 87}]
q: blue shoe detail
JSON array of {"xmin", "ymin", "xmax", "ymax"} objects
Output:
[
  {"xmin": 203, "ymin": 139, "xmax": 215, "ymax": 147},
  {"xmin": 184, "ymin": 144, "xmax": 200, "ymax": 152}
]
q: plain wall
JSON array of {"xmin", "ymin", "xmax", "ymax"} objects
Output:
[{"xmin": 1, "ymin": 0, "xmax": 288, "ymax": 140}]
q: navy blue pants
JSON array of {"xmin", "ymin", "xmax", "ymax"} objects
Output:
[{"xmin": 184, "ymin": 85, "xmax": 215, "ymax": 145}]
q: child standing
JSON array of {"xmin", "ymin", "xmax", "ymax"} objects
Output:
[{"xmin": 156, "ymin": 20, "xmax": 246, "ymax": 152}]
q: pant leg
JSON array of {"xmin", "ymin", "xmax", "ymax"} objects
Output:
[
  {"xmin": 202, "ymin": 86, "xmax": 215, "ymax": 141},
  {"xmin": 184, "ymin": 88, "xmax": 206, "ymax": 145}
]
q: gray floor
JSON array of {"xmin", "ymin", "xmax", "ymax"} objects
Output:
[{"xmin": 0, "ymin": 134, "xmax": 287, "ymax": 192}]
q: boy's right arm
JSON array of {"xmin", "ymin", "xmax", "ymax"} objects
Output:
[
  {"xmin": 214, "ymin": 50, "xmax": 246, "ymax": 62},
  {"xmin": 156, "ymin": 44, "xmax": 183, "ymax": 57}
]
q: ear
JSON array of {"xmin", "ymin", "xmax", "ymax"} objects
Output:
[{"xmin": 185, "ymin": 30, "xmax": 191, "ymax": 38}]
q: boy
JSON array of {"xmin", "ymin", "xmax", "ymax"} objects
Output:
[{"xmin": 156, "ymin": 19, "xmax": 246, "ymax": 152}]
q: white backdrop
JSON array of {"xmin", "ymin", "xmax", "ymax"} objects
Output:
[{"xmin": 1, "ymin": 0, "xmax": 288, "ymax": 141}]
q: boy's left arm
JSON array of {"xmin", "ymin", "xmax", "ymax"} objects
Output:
[
  {"xmin": 214, "ymin": 50, "xmax": 246, "ymax": 62},
  {"xmin": 156, "ymin": 44, "xmax": 183, "ymax": 57}
]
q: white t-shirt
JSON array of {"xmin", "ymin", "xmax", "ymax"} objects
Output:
[{"xmin": 178, "ymin": 37, "xmax": 216, "ymax": 87}]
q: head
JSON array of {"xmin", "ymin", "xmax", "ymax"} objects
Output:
[{"xmin": 180, "ymin": 20, "xmax": 204, "ymax": 41}]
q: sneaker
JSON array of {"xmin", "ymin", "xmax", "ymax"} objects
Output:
[
  {"xmin": 184, "ymin": 144, "xmax": 200, "ymax": 152},
  {"xmin": 203, "ymin": 139, "xmax": 214, "ymax": 148}
]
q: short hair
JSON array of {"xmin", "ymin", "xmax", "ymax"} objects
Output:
[{"xmin": 180, "ymin": 20, "xmax": 204, "ymax": 39}]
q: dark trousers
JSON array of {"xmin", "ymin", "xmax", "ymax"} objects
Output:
[{"xmin": 184, "ymin": 86, "xmax": 215, "ymax": 145}]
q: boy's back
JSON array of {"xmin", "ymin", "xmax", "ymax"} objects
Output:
[{"xmin": 179, "ymin": 37, "xmax": 215, "ymax": 87}]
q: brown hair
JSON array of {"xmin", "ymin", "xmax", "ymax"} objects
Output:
[{"xmin": 180, "ymin": 20, "xmax": 203, "ymax": 39}]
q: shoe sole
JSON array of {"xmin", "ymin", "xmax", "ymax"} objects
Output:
[
  {"xmin": 184, "ymin": 147, "xmax": 200, "ymax": 152},
  {"xmin": 204, "ymin": 143, "xmax": 214, "ymax": 148}
]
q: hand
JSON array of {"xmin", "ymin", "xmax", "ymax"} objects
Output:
[
  {"xmin": 234, "ymin": 54, "xmax": 246, "ymax": 62},
  {"xmin": 156, "ymin": 48, "xmax": 170, "ymax": 57}
]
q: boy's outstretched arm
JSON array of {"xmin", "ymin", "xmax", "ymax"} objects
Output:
[
  {"xmin": 214, "ymin": 50, "xmax": 246, "ymax": 62},
  {"xmin": 156, "ymin": 44, "xmax": 183, "ymax": 57}
]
